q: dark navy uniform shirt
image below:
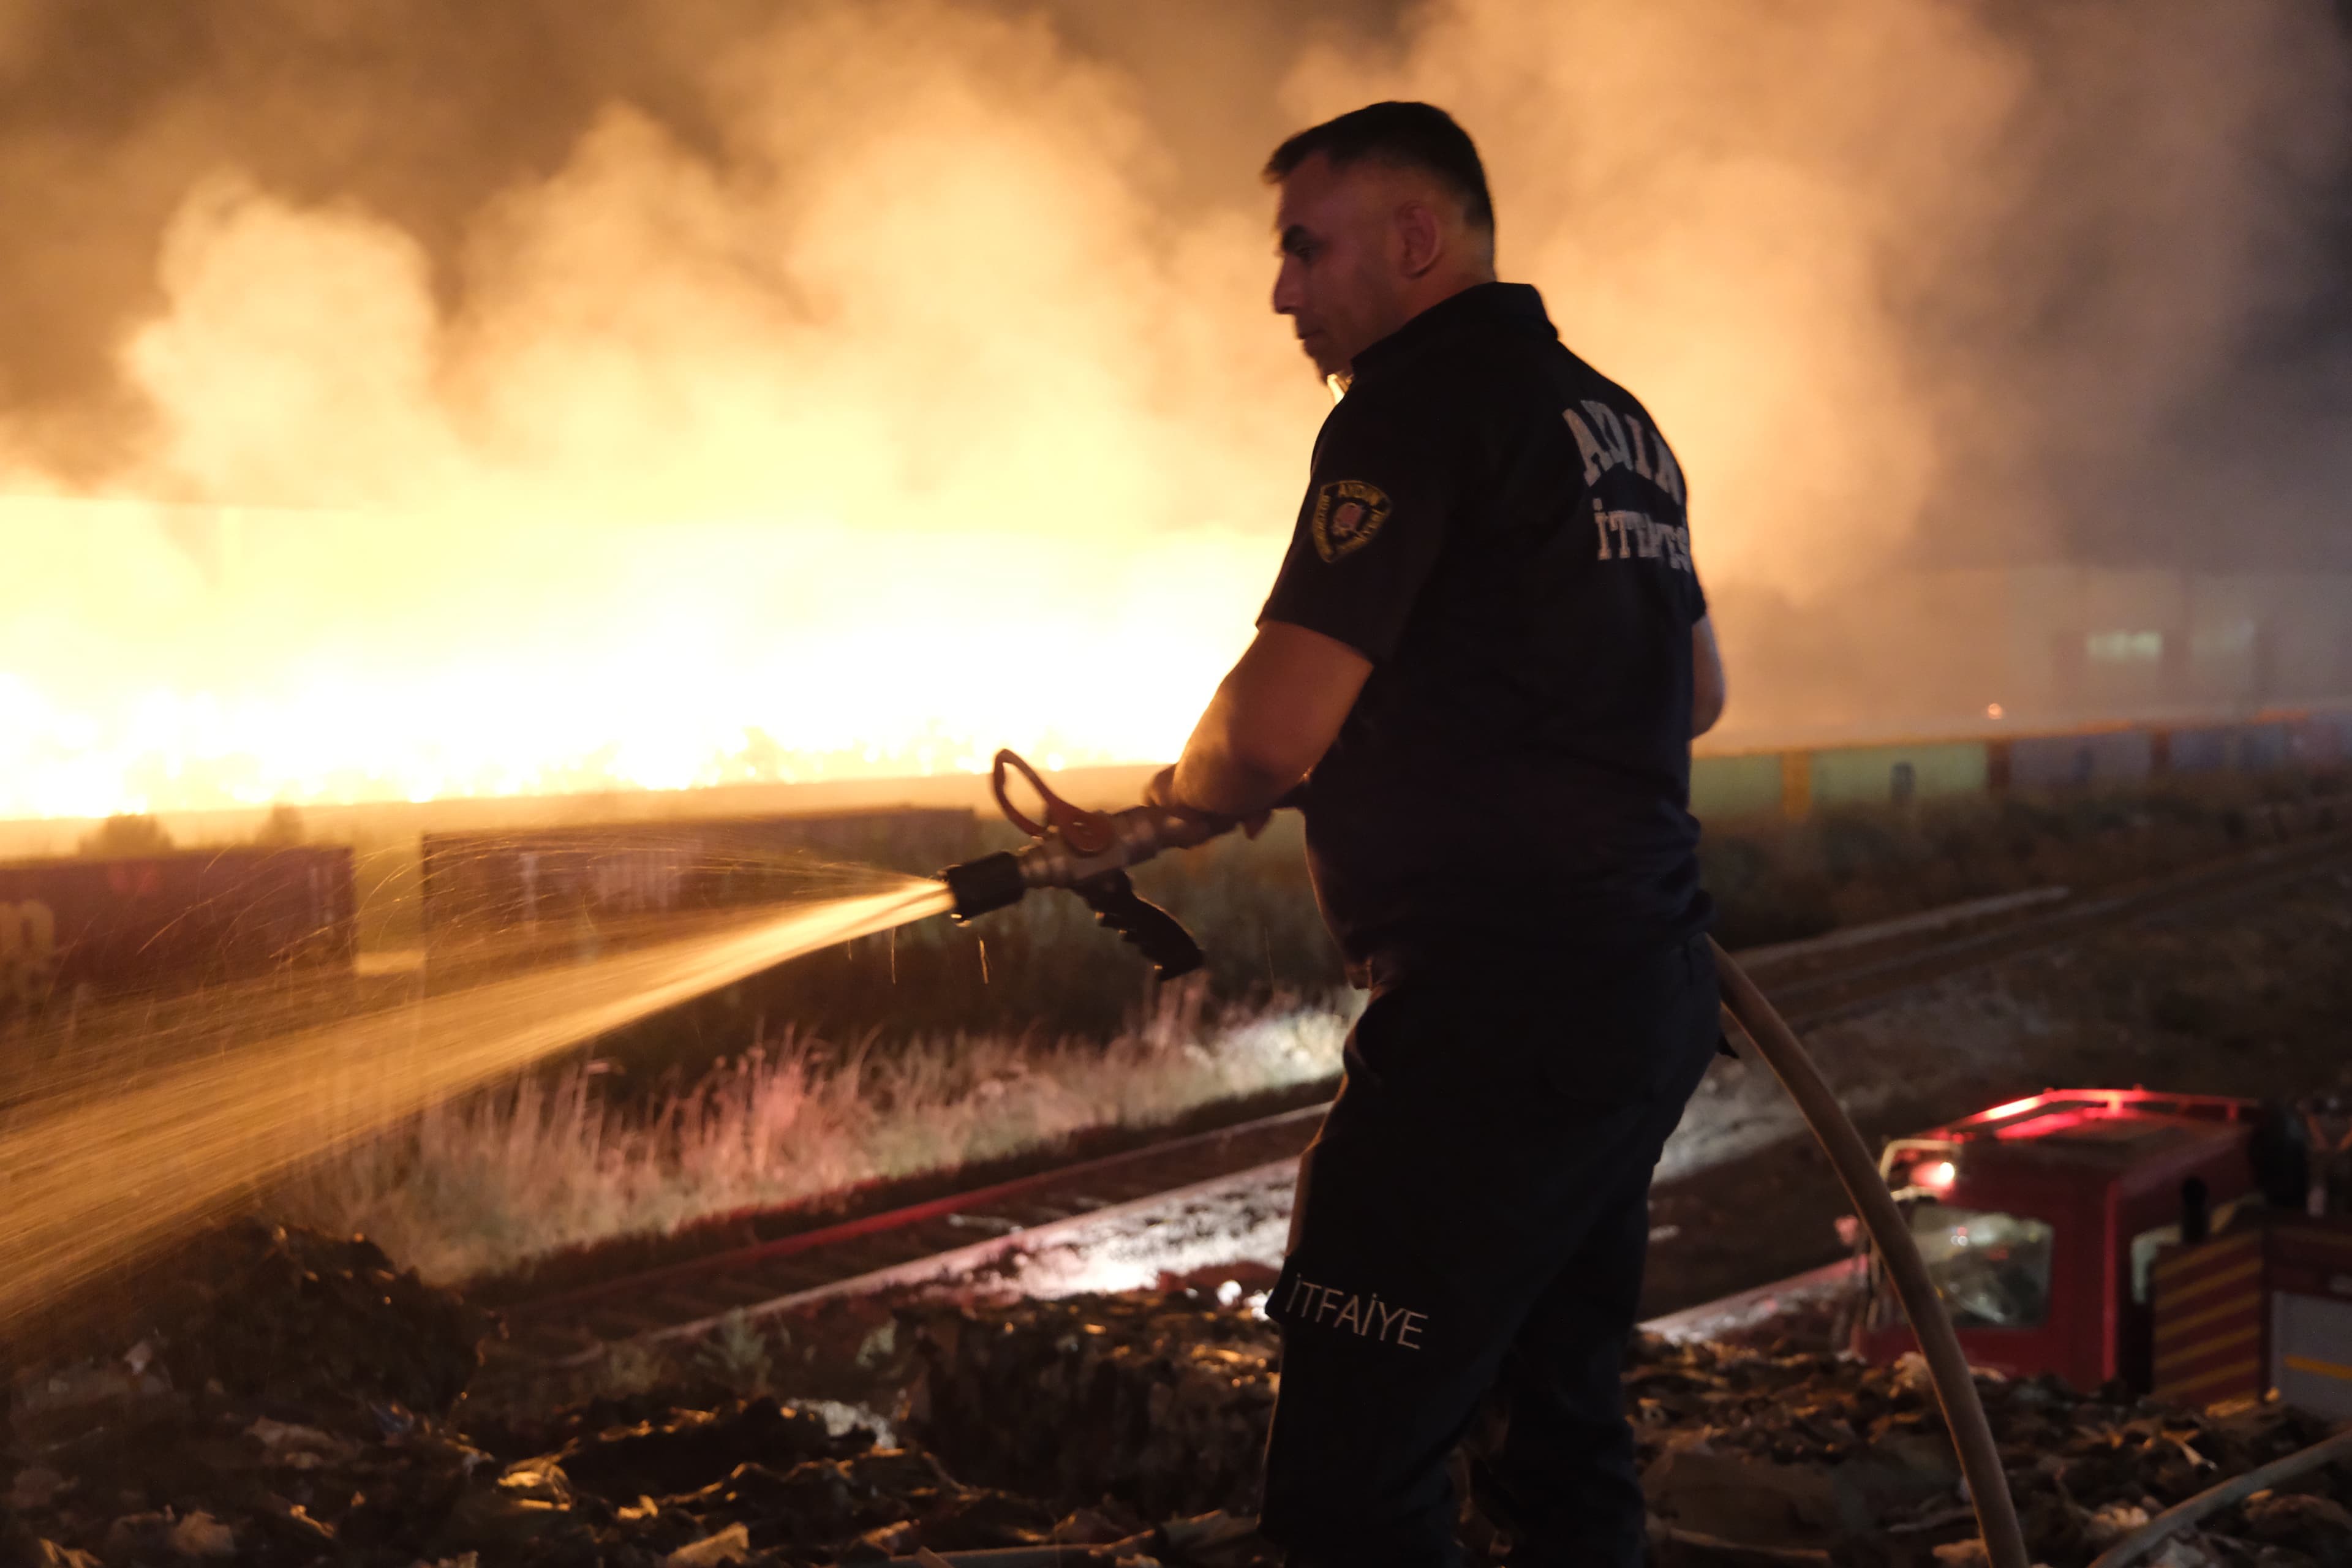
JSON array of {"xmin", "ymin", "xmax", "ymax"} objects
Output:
[{"xmin": 1260, "ymin": 282, "xmax": 1711, "ymax": 982}]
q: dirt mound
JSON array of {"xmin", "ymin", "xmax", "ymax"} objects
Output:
[
  {"xmin": 6, "ymin": 1218, "xmax": 496, "ymax": 1455},
  {"xmin": 912, "ymin": 1291, "xmax": 1278, "ymax": 1521},
  {"xmin": 153, "ymin": 1218, "xmax": 496, "ymax": 1420}
]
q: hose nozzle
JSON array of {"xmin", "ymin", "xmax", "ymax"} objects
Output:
[
  {"xmin": 941, "ymin": 850, "xmax": 1028, "ymax": 921},
  {"xmin": 932, "ymin": 750, "xmax": 1239, "ymax": 978}
]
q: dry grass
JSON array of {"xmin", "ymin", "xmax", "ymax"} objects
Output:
[
  {"xmin": 0, "ymin": 887, "xmax": 952, "ymax": 1340},
  {"xmin": 274, "ymin": 990, "xmax": 1350, "ymax": 1286},
  {"xmin": 265, "ymin": 769, "xmax": 2351, "ymax": 1289}
]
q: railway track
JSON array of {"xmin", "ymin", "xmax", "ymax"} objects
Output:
[
  {"xmin": 1733, "ymin": 827, "xmax": 2352, "ymax": 1025},
  {"xmin": 492, "ymin": 830, "xmax": 2352, "ymax": 1370}
]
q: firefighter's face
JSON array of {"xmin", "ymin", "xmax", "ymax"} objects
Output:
[{"xmin": 1270, "ymin": 153, "xmax": 1415, "ymax": 382}]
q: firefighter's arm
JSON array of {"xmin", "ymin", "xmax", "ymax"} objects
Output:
[
  {"xmin": 1694, "ymin": 614, "xmax": 1727, "ymax": 737},
  {"xmin": 1155, "ymin": 620, "xmax": 1372, "ymax": 818}
]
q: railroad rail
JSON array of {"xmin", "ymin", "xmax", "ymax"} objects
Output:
[
  {"xmin": 492, "ymin": 831, "xmax": 2352, "ymax": 1370},
  {"xmin": 1733, "ymin": 829, "xmax": 2352, "ymax": 1025}
]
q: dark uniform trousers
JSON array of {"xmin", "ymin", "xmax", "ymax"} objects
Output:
[{"xmin": 1259, "ymin": 933, "xmax": 1721, "ymax": 1567}]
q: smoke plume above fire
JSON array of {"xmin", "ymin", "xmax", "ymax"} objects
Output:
[{"xmin": 0, "ymin": 0, "xmax": 2345, "ymax": 817}]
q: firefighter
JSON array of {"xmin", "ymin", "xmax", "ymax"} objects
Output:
[{"xmin": 1147, "ymin": 102, "xmax": 1727, "ymax": 1566}]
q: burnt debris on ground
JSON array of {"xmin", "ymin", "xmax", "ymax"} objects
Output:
[
  {"xmin": 911, "ymin": 1293, "xmax": 2352, "ymax": 1567},
  {"xmin": 7, "ymin": 1226, "xmax": 2351, "ymax": 1567},
  {"xmin": 911, "ymin": 1291, "xmax": 1280, "ymax": 1523},
  {"xmin": 2, "ymin": 1224, "xmax": 1269, "ymax": 1567}
]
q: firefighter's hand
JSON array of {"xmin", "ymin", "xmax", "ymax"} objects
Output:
[{"xmin": 1144, "ymin": 766, "xmax": 1270, "ymax": 840}]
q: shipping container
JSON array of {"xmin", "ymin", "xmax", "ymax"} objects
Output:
[
  {"xmin": 2005, "ymin": 727, "xmax": 2155, "ymax": 791},
  {"xmin": 2289, "ymin": 711, "xmax": 2352, "ymax": 766},
  {"xmin": 1809, "ymin": 741, "xmax": 1989, "ymax": 808},
  {"xmin": 0, "ymin": 845, "xmax": 356, "ymax": 1010},
  {"xmin": 1690, "ymin": 753, "xmax": 1785, "ymax": 819},
  {"xmin": 2166, "ymin": 722, "xmax": 2293, "ymax": 775}
]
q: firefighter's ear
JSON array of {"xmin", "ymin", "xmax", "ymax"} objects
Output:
[{"xmin": 1392, "ymin": 198, "xmax": 1445, "ymax": 279}]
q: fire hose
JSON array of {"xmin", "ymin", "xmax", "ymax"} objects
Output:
[
  {"xmin": 2085, "ymin": 1426, "xmax": 2352, "ymax": 1568},
  {"xmin": 935, "ymin": 751, "xmax": 2029, "ymax": 1568},
  {"xmin": 1713, "ymin": 943, "xmax": 2029, "ymax": 1568}
]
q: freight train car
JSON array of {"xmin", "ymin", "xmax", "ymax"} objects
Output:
[
  {"xmin": 0, "ymin": 846, "xmax": 356, "ymax": 1011},
  {"xmin": 417, "ymin": 809, "xmax": 980, "ymax": 940},
  {"xmin": 1691, "ymin": 705, "xmax": 2352, "ymax": 821}
]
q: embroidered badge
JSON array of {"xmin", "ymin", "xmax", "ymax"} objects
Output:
[{"xmin": 1311, "ymin": 479, "xmax": 1392, "ymax": 563}]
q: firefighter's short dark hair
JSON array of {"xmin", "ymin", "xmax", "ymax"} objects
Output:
[{"xmin": 1264, "ymin": 102, "xmax": 1494, "ymax": 234}]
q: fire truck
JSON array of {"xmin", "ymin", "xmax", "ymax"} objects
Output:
[{"xmin": 1855, "ymin": 1088, "xmax": 2352, "ymax": 1415}]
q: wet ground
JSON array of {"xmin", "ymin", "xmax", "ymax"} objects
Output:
[
  {"xmin": 728, "ymin": 867, "xmax": 2352, "ymax": 1328},
  {"xmin": 10, "ymin": 1235, "xmax": 2348, "ymax": 1568},
  {"xmin": 7, "ymin": 846, "xmax": 2349, "ymax": 1565}
]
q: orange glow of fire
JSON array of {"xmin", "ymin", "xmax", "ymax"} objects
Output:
[{"xmin": 0, "ymin": 503, "xmax": 1280, "ymax": 821}]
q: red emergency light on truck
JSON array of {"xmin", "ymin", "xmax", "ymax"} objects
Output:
[{"xmin": 1855, "ymin": 1090, "xmax": 2283, "ymax": 1393}]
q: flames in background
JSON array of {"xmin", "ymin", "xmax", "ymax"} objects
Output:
[
  {"xmin": 0, "ymin": 0, "xmax": 2344, "ymax": 819},
  {"xmin": 0, "ymin": 505, "xmax": 1280, "ymax": 815}
]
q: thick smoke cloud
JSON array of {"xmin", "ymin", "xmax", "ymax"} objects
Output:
[
  {"xmin": 1298, "ymin": 1, "xmax": 2351, "ymax": 570},
  {"xmin": 0, "ymin": 0, "xmax": 2346, "ymax": 814}
]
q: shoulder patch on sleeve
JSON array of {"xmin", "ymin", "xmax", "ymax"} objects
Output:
[{"xmin": 1311, "ymin": 480, "xmax": 1392, "ymax": 562}]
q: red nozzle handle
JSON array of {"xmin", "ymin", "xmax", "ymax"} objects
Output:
[{"xmin": 990, "ymin": 749, "xmax": 1118, "ymax": 854}]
